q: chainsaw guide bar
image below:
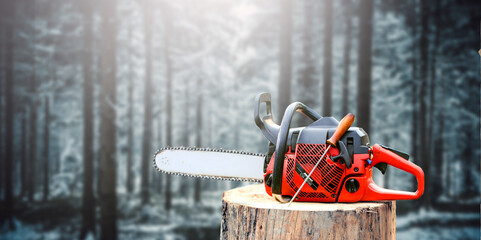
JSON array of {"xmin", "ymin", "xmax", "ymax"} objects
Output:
[{"xmin": 153, "ymin": 147, "xmax": 265, "ymax": 183}]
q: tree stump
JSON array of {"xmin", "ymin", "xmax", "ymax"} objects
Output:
[{"xmin": 221, "ymin": 184, "xmax": 396, "ymax": 240}]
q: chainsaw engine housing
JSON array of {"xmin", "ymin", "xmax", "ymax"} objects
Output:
[{"xmin": 263, "ymin": 117, "xmax": 370, "ymax": 202}]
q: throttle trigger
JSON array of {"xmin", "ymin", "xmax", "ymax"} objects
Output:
[
  {"xmin": 330, "ymin": 141, "xmax": 352, "ymax": 169},
  {"xmin": 373, "ymin": 146, "xmax": 409, "ymax": 175},
  {"xmin": 374, "ymin": 163, "xmax": 388, "ymax": 174}
]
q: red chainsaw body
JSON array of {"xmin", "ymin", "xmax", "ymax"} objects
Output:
[
  {"xmin": 263, "ymin": 144, "xmax": 424, "ymax": 202},
  {"xmin": 254, "ymin": 92, "xmax": 424, "ymax": 203}
]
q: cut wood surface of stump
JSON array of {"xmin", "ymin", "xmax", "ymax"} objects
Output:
[{"xmin": 221, "ymin": 184, "xmax": 396, "ymax": 240}]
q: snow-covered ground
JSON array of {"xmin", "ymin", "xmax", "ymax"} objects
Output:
[{"xmin": 397, "ymin": 226, "xmax": 479, "ymax": 240}]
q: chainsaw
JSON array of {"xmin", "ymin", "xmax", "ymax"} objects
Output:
[{"xmin": 154, "ymin": 92, "xmax": 424, "ymax": 203}]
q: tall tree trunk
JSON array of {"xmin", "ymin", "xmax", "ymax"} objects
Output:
[
  {"xmin": 126, "ymin": 16, "xmax": 134, "ymax": 194},
  {"xmin": 95, "ymin": 45, "xmax": 103, "ymax": 200},
  {"xmin": 322, "ymin": 0, "xmax": 333, "ymax": 116},
  {"xmin": 154, "ymin": 76, "xmax": 163, "ymax": 195},
  {"xmin": 140, "ymin": 0, "xmax": 153, "ymax": 205},
  {"xmin": 356, "ymin": 0, "xmax": 374, "ymax": 134},
  {"xmin": 99, "ymin": 0, "xmax": 118, "ymax": 238},
  {"xmin": 28, "ymin": 1, "xmax": 38, "ymax": 203},
  {"xmin": 156, "ymin": 107, "xmax": 163, "ymax": 194},
  {"xmin": 178, "ymin": 79, "xmax": 190, "ymax": 196},
  {"xmin": 231, "ymin": 83, "xmax": 242, "ymax": 189},
  {"xmin": 419, "ymin": 0, "xmax": 429, "ymax": 207},
  {"xmin": 162, "ymin": 4, "xmax": 173, "ymax": 213},
  {"xmin": 407, "ymin": 0, "xmax": 420, "ymax": 193},
  {"xmin": 183, "ymin": 80, "xmax": 189, "ymax": 146},
  {"xmin": 426, "ymin": 0, "xmax": 440, "ymax": 208},
  {"xmin": 80, "ymin": 0, "xmax": 96, "ymax": 237},
  {"xmin": 39, "ymin": 1, "xmax": 49, "ymax": 193},
  {"xmin": 341, "ymin": 0, "xmax": 352, "ymax": 115},
  {"xmin": 28, "ymin": 99, "xmax": 37, "ymax": 202},
  {"xmin": 297, "ymin": 0, "xmax": 316, "ymax": 115},
  {"xmin": 21, "ymin": 107, "xmax": 29, "ymax": 198},
  {"xmin": 0, "ymin": 17, "xmax": 4, "ymax": 200},
  {"xmin": 42, "ymin": 97, "xmax": 50, "ymax": 202},
  {"xmin": 194, "ymin": 78, "xmax": 203, "ymax": 204},
  {"xmin": 41, "ymin": 0, "xmax": 54, "ymax": 201},
  {"xmin": 277, "ymin": 0, "xmax": 292, "ymax": 121},
  {"xmin": 434, "ymin": 115, "xmax": 444, "ymax": 205},
  {"xmin": 2, "ymin": 0, "xmax": 15, "ymax": 228},
  {"xmin": 0, "ymin": 103, "xmax": 2, "ymax": 201}
]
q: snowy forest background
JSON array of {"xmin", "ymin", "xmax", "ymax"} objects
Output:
[{"xmin": 0, "ymin": 0, "xmax": 480, "ymax": 239}]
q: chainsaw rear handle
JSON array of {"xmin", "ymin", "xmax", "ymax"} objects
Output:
[
  {"xmin": 254, "ymin": 93, "xmax": 280, "ymax": 144},
  {"xmin": 271, "ymin": 101, "xmax": 321, "ymax": 197},
  {"xmin": 363, "ymin": 144, "xmax": 425, "ymax": 201}
]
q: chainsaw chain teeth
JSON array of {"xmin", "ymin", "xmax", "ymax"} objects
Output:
[{"xmin": 152, "ymin": 146, "xmax": 265, "ymax": 183}]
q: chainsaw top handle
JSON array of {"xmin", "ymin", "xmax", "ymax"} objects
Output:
[
  {"xmin": 271, "ymin": 101, "xmax": 322, "ymax": 198},
  {"xmin": 254, "ymin": 93, "xmax": 322, "ymax": 144}
]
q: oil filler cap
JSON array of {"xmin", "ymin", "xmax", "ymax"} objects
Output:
[{"xmin": 345, "ymin": 178, "xmax": 360, "ymax": 193}]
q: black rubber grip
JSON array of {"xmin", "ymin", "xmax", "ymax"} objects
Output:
[
  {"xmin": 271, "ymin": 101, "xmax": 321, "ymax": 195},
  {"xmin": 254, "ymin": 93, "xmax": 280, "ymax": 144}
]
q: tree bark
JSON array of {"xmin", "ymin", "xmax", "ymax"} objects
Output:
[
  {"xmin": 221, "ymin": 185, "xmax": 396, "ymax": 240},
  {"xmin": 42, "ymin": 97, "xmax": 50, "ymax": 202},
  {"xmin": 99, "ymin": 0, "xmax": 118, "ymax": 238},
  {"xmin": 80, "ymin": 0, "xmax": 96, "ymax": 237},
  {"xmin": 323, "ymin": 0, "xmax": 333, "ymax": 116},
  {"xmin": 277, "ymin": 0, "xmax": 292, "ymax": 121},
  {"xmin": 356, "ymin": 0, "xmax": 374, "ymax": 134},
  {"xmin": 140, "ymin": 0, "xmax": 153, "ymax": 205},
  {"xmin": 341, "ymin": 0, "xmax": 352, "ymax": 116}
]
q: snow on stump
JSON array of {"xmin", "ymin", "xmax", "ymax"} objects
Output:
[{"xmin": 221, "ymin": 184, "xmax": 396, "ymax": 239}]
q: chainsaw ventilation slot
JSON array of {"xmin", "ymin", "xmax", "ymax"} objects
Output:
[
  {"xmin": 294, "ymin": 143, "xmax": 344, "ymax": 197},
  {"xmin": 286, "ymin": 157, "xmax": 327, "ymax": 199},
  {"xmin": 286, "ymin": 158, "xmax": 294, "ymax": 183}
]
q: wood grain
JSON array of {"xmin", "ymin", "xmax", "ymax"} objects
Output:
[{"xmin": 221, "ymin": 184, "xmax": 396, "ymax": 240}]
